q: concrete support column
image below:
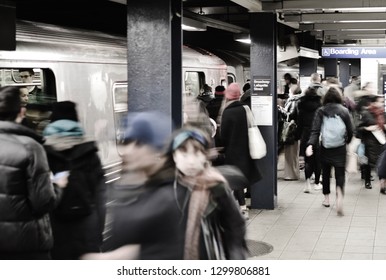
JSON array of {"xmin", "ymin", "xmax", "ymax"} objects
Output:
[
  {"xmin": 323, "ymin": 59, "xmax": 338, "ymax": 78},
  {"xmin": 0, "ymin": 1, "xmax": 15, "ymax": 50},
  {"xmin": 299, "ymin": 57, "xmax": 317, "ymax": 76},
  {"xmin": 126, "ymin": 0, "xmax": 182, "ymax": 126},
  {"xmin": 339, "ymin": 60, "xmax": 350, "ymax": 87},
  {"xmin": 249, "ymin": 12, "xmax": 277, "ymax": 209}
]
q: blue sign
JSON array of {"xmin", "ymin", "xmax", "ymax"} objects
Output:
[{"xmin": 321, "ymin": 47, "xmax": 386, "ymax": 58}]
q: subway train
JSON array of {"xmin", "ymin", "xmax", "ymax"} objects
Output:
[
  {"xmin": 0, "ymin": 20, "xmax": 234, "ymax": 184},
  {"xmin": 0, "ymin": 20, "xmax": 319, "ymax": 184}
]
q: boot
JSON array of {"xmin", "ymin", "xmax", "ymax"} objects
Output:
[{"xmin": 303, "ymin": 179, "xmax": 311, "ymax": 193}]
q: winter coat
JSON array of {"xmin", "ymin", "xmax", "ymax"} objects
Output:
[
  {"xmin": 356, "ymin": 110, "xmax": 386, "ymax": 167},
  {"xmin": 307, "ymin": 103, "xmax": 353, "ymax": 167},
  {"xmin": 106, "ymin": 165, "xmax": 247, "ymax": 260},
  {"xmin": 44, "ymin": 121, "xmax": 106, "ymax": 259},
  {"xmin": 296, "ymin": 94, "xmax": 322, "ymax": 155},
  {"xmin": 0, "ymin": 121, "xmax": 57, "ymax": 259},
  {"xmin": 220, "ymin": 101, "xmax": 261, "ymax": 184}
]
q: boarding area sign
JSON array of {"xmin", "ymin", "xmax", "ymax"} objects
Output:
[{"xmin": 321, "ymin": 46, "xmax": 386, "ymax": 58}]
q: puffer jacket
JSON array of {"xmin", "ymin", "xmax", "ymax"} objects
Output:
[{"xmin": 0, "ymin": 121, "xmax": 57, "ymax": 257}]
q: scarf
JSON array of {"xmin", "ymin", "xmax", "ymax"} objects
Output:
[
  {"xmin": 368, "ymin": 104, "xmax": 385, "ymax": 129},
  {"xmin": 180, "ymin": 166, "xmax": 226, "ymax": 260}
]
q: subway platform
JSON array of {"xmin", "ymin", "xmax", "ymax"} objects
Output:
[{"xmin": 245, "ymin": 156, "xmax": 386, "ymax": 260}]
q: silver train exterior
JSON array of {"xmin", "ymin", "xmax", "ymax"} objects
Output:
[{"xmin": 0, "ymin": 20, "xmax": 228, "ymax": 184}]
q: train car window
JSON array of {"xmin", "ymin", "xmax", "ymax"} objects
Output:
[
  {"xmin": 227, "ymin": 74, "xmax": 236, "ymax": 84},
  {"xmin": 184, "ymin": 71, "xmax": 204, "ymax": 97},
  {"xmin": 0, "ymin": 68, "xmax": 57, "ymax": 135},
  {"xmin": 112, "ymin": 83, "xmax": 128, "ymax": 152}
]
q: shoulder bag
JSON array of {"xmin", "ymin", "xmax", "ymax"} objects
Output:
[{"xmin": 243, "ymin": 105, "xmax": 267, "ymax": 159}]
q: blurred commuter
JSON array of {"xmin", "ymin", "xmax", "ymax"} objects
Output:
[
  {"xmin": 240, "ymin": 82, "xmax": 251, "ymax": 108},
  {"xmin": 296, "ymin": 87, "xmax": 322, "ymax": 192},
  {"xmin": 343, "ymin": 76, "xmax": 360, "ymax": 104},
  {"xmin": 354, "ymin": 83, "xmax": 377, "ymax": 181},
  {"xmin": 356, "ymin": 95, "xmax": 386, "ymax": 190},
  {"xmin": 19, "ymin": 86, "xmax": 29, "ymax": 105},
  {"xmin": 220, "ymin": 83, "xmax": 261, "ymax": 219},
  {"xmin": 283, "ymin": 79, "xmax": 302, "ymax": 181},
  {"xmin": 206, "ymin": 85, "xmax": 225, "ymax": 149},
  {"xmin": 309, "ymin": 73, "xmax": 327, "ymax": 97},
  {"xmin": 43, "ymin": 101, "xmax": 106, "ymax": 259},
  {"xmin": 19, "ymin": 68, "xmax": 42, "ymax": 103},
  {"xmin": 282, "ymin": 73, "xmax": 292, "ymax": 99},
  {"xmin": 97, "ymin": 112, "xmax": 247, "ymax": 259},
  {"xmin": 0, "ymin": 86, "xmax": 62, "ymax": 259},
  {"xmin": 197, "ymin": 84, "xmax": 213, "ymax": 106},
  {"xmin": 306, "ymin": 87, "xmax": 353, "ymax": 216}
]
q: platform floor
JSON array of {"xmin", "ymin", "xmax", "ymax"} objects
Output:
[{"xmin": 246, "ymin": 159, "xmax": 386, "ymax": 260}]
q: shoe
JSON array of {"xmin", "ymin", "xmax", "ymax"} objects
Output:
[
  {"xmin": 336, "ymin": 189, "xmax": 344, "ymax": 216},
  {"xmin": 380, "ymin": 188, "xmax": 386, "ymax": 195},
  {"xmin": 322, "ymin": 201, "xmax": 330, "ymax": 207},
  {"xmin": 284, "ymin": 177, "xmax": 298, "ymax": 181},
  {"xmin": 314, "ymin": 183, "xmax": 322, "ymax": 190},
  {"xmin": 241, "ymin": 209, "xmax": 249, "ymax": 220},
  {"xmin": 303, "ymin": 179, "xmax": 311, "ymax": 193},
  {"xmin": 365, "ymin": 182, "xmax": 372, "ymax": 189}
]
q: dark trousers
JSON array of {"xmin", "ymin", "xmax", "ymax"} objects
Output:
[
  {"xmin": 305, "ymin": 147, "xmax": 321, "ymax": 183},
  {"xmin": 321, "ymin": 163, "xmax": 345, "ymax": 195}
]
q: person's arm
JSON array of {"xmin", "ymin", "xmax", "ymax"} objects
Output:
[
  {"xmin": 27, "ymin": 141, "xmax": 60, "ymax": 216},
  {"xmin": 79, "ymin": 244, "xmax": 140, "ymax": 260}
]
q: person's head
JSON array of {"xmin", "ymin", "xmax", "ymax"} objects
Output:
[
  {"xmin": 202, "ymin": 84, "xmax": 212, "ymax": 93},
  {"xmin": 19, "ymin": 87, "xmax": 29, "ymax": 105},
  {"xmin": 310, "ymin": 73, "xmax": 321, "ymax": 84},
  {"xmin": 368, "ymin": 95, "xmax": 384, "ymax": 109},
  {"xmin": 119, "ymin": 111, "xmax": 173, "ymax": 174},
  {"xmin": 50, "ymin": 101, "xmax": 79, "ymax": 123},
  {"xmin": 0, "ymin": 86, "xmax": 22, "ymax": 122},
  {"xmin": 305, "ymin": 87, "xmax": 318, "ymax": 97},
  {"xmin": 323, "ymin": 86, "xmax": 343, "ymax": 105},
  {"xmin": 242, "ymin": 82, "xmax": 251, "ymax": 93},
  {"xmin": 214, "ymin": 85, "xmax": 225, "ymax": 95},
  {"xmin": 167, "ymin": 127, "xmax": 210, "ymax": 177},
  {"xmin": 225, "ymin": 83, "xmax": 241, "ymax": 101},
  {"xmin": 19, "ymin": 68, "xmax": 35, "ymax": 84},
  {"xmin": 284, "ymin": 73, "xmax": 292, "ymax": 84}
]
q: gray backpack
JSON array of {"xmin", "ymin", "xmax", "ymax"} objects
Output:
[{"xmin": 321, "ymin": 114, "xmax": 346, "ymax": 148}]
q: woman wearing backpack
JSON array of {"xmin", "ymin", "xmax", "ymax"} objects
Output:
[{"xmin": 306, "ymin": 86, "xmax": 353, "ymax": 216}]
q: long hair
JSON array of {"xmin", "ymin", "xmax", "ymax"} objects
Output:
[{"xmin": 322, "ymin": 86, "xmax": 343, "ymax": 105}]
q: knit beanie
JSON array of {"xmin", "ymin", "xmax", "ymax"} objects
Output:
[
  {"xmin": 225, "ymin": 83, "xmax": 241, "ymax": 100},
  {"xmin": 214, "ymin": 85, "xmax": 225, "ymax": 95},
  {"xmin": 122, "ymin": 111, "xmax": 173, "ymax": 151},
  {"xmin": 50, "ymin": 101, "xmax": 79, "ymax": 122}
]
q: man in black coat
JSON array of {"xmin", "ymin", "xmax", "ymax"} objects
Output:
[{"xmin": 0, "ymin": 86, "xmax": 61, "ymax": 259}]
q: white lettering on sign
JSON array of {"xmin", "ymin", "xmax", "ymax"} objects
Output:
[
  {"xmin": 330, "ymin": 48, "xmax": 359, "ymax": 55},
  {"xmin": 361, "ymin": 49, "xmax": 376, "ymax": 54}
]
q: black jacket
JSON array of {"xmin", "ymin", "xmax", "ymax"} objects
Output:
[
  {"xmin": 0, "ymin": 121, "xmax": 57, "ymax": 258},
  {"xmin": 221, "ymin": 101, "xmax": 261, "ymax": 184},
  {"xmin": 44, "ymin": 138, "xmax": 106, "ymax": 259},
  {"xmin": 106, "ymin": 166, "xmax": 247, "ymax": 259},
  {"xmin": 307, "ymin": 103, "xmax": 353, "ymax": 167},
  {"xmin": 296, "ymin": 94, "xmax": 322, "ymax": 154}
]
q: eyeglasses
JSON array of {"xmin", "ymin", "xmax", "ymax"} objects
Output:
[{"xmin": 20, "ymin": 75, "xmax": 31, "ymax": 79}]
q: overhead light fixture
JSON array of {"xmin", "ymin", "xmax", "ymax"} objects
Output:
[
  {"xmin": 234, "ymin": 33, "xmax": 250, "ymax": 44},
  {"xmin": 182, "ymin": 17, "xmax": 207, "ymax": 31}
]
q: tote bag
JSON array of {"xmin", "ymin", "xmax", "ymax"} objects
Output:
[{"xmin": 243, "ymin": 105, "xmax": 267, "ymax": 159}]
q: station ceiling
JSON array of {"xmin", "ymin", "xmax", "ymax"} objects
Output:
[{"xmin": 9, "ymin": 0, "xmax": 386, "ymax": 46}]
